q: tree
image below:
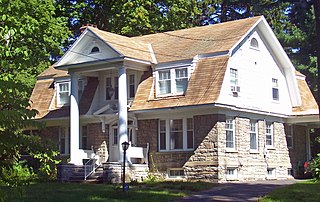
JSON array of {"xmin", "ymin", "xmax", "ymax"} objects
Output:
[{"xmin": 0, "ymin": 0, "xmax": 69, "ymax": 183}]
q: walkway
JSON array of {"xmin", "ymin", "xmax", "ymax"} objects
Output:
[{"xmin": 176, "ymin": 180, "xmax": 296, "ymax": 202}]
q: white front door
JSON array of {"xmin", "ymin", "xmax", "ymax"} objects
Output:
[{"xmin": 109, "ymin": 122, "xmax": 136, "ymax": 162}]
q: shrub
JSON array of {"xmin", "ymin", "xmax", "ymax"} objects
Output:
[
  {"xmin": 310, "ymin": 153, "xmax": 320, "ymax": 180},
  {"xmin": 0, "ymin": 161, "xmax": 35, "ymax": 187}
]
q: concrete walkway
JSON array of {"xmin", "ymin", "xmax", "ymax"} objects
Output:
[{"xmin": 176, "ymin": 180, "xmax": 297, "ymax": 202}]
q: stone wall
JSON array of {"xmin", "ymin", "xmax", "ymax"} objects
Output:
[
  {"xmin": 184, "ymin": 114, "xmax": 224, "ymax": 182},
  {"xmin": 217, "ymin": 118, "xmax": 291, "ymax": 182}
]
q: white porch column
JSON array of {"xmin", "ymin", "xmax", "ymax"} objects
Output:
[
  {"xmin": 118, "ymin": 66, "xmax": 128, "ymax": 162},
  {"xmin": 69, "ymin": 73, "xmax": 82, "ymax": 165}
]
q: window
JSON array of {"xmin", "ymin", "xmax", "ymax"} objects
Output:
[
  {"xmin": 226, "ymin": 167, "xmax": 238, "ymax": 180},
  {"xmin": 267, "ymin": 168, "xmax": 276, "ymax": 178},
  {"xmin": 158, "ymin": 70, "xmax": 171, "ymax": 94},
  {"xmin": 129, "ymin": 74, "xmax": 135, "ymax": 98},
  {"xmin": 285, "ymin": 124, "xmax": 293, "ymax": 148},
  {"xmin": 170, "ymin": 119, "xmax": 183, "ymax": 150},
  {"xmin": 159, "ymin": 118, "xmax": 194, "ymax": 151},
  {"xmin": 168, "ymin": 169, "xmax": 185, "ymax": 178},
  {"xmin": 157, "ymin": 67, "xmax": 189, "ymax": 96},
  {"xmin": 113, "ymin": 128, "xmax": 118, "ymax": 145},
  {"xmin": 230, "ymin": 68, "xmax": 238, "ymax": 86},
  {"xmin": 272, "ymin": 78, "xmax": 279, "ymax": 101},
  {"xmin": 80, "ymin": 126, "xmax": 88, "ymax": 150},
  {"xmin": 265, "ymin": 122, "xmax": 273, "ymax": 147},
  {"xmin": 175, "ymin": 68, "xmax": 188, "ymax": 93},
  {"xmin": 105, "ymin": 76, "xmax": 118, "ymax": 100},
  {"xmin": 90, "ymin": 46, "xmax": 100, "ymax": 53},
  {"xmin": 250, "ymin": 38, "xmax": 259, "ymax": 49},
  {"xmin": 57, "ymin": 82, "xmax": 70, "ymax": 106},
  {"xmin": 226, "ymin": 118, "xmax": 235, "ymax": 149},
  {"xmin": 59, "ymin": 127, "xmax": 69, "ymax": 154},
  {"xmin": 106, "ymin": 77, "xmax": 113, "ymax": 100},
  {"xmin": 250, "ymin": 120, "xmax": 258, "ymax": 150}
]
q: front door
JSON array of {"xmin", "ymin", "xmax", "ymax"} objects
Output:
[{"xmin": 109, "ymin": 121, "xmax": 136, "ymax": 162}]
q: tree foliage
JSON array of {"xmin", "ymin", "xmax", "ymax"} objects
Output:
[{"xmin": 0, "ymin": 0, "xmax": 69, "ymax": 184}]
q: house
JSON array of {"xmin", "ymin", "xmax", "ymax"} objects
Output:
[{"xmin": 29, "ymin": 16, "xmax": 320, "ymax": 182}]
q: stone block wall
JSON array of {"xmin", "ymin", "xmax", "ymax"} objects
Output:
[{"xmin": 218, "ymin": 117, "xmax": 291, "ymax": 182}]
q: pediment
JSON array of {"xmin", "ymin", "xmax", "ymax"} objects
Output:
[{"xmin": 55, "ymin": 29, "xmax": 121, "ymax": 67}]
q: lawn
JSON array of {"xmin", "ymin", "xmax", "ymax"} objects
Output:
[
  {"xmin": 0, "ymin": 181, "xmax": 215, "ymax": 202},
  {"xmin": 260, "ymin": 180, "xmax": 320, "ymax": 202}
]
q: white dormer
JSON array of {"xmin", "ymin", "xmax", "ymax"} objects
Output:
[{"xmin": 154, "ymin": 62, "xmax": 193, "ymax": 97}]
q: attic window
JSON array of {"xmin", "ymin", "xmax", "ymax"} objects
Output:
[
  {"xmin": 250, "ymin": 38, "xmax": 259, "ymax": 49},
  {"xmin": 90, "ymin": 46, "xmax": 100, "ymax": 53}
]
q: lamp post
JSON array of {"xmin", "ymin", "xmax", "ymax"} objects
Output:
[{"xmin": 121, "ymin": 141, "xmax": 129, "ymax": 192}]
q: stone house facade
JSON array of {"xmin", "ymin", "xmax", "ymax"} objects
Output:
[{"xmin": 29, "ymin": 16, "xmax": 319, "ymax": 182}]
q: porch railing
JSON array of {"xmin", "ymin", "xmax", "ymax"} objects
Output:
[{"xmin": 84, "ymin": 158, "xmax": 100, "ymax": 180}]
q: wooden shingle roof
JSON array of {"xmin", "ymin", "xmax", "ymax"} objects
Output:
[
  {"xmin": 134, "ymin": 16, "xmax": 260, "ymax": 63},
  {"xmin": 130, "ymin": 55, "xmax": 229, "ymax": 111}
]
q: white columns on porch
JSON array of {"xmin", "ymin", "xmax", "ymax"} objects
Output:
[
  {"xmin": 69, "ymin": 73, "xmax": 82, "ymax": 165},
  {"xmin": 118, "ymin": 66, "xmax": 128, "ymax": 162}
]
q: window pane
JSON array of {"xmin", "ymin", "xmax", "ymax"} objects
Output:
[
  {"xmin": 272, "ymin": 88, "xmax": 279, "ymax": 100},
  {"xmin": 159, "ymin": 80, "xmax": 171, "ymax": 94},
  {"xmin": 266, "ymin": 123, "xmax": 273, "ymax": 146},
  {"xmin": 159, "ymin": 120, "xmax": 166, "ymax": 150},
  {"xmin": 129, "ymin": 75, "xmax": 135, "ymax": 98},
  {"xmin": 226, "ymin": 131, "xmax": 234, "ymax": 148},
  {"xmin": 250, "ymin": 133, "xmax": 257, "ymax": 149},
  {"xmin": 106, "ymin": 77, "xmax": 112, "ymax": 100},
  {"xmin": 113, "ymin": 128, "xmax": 118, "ymax": 145},
  {"xmin": 170, "ymin": 119, "xmax": 183, "ymax": 149},
  {"xmin": 230, "ymin": 68, "xmax": 238, "ymax": 85},
  {"xmin": 176, "ymin": 78, "xmax": 188, "ymax": 93},
  {"xmin": 114, "ymin": 77, "xmax": 118, "ymax": 100},
  {"xmin": 187, "ymin": 131, "xmax": 193, "ymax": 149},
  {"xmin": 159, "ymin": 70, "xmax": 171, "ymax": 94}
]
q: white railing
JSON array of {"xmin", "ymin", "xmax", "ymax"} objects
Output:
[{"xmin": 84, "ymin": 158, "xmax": 100, "ymax": 180}]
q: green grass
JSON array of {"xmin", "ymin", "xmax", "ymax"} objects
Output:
[
  {"xmin": 0, "ymin": 181, "xmax": 215, "ymax": 202},
  {"xmin": 260, "ymin": 180, "xmax": 320, "ymax": 202}
]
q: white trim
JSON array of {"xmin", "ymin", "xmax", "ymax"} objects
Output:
[{"xmin": 225, "ymin": 118, "xmax": 236, "ymax": 149}]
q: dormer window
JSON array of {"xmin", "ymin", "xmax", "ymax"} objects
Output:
[
  {"xmin": 250, "ymin": 38, "xmax": 259, "ymax": 49},
  {"xmin": 57, "ymin": 82, "xmax": 70, "ymax": 106},
  {"xmin": 157, "ymin": 67, "xmax": 189, "ymax": 96},
  {"xmin": 90, "ymin": 46, "xmax": 100, "ymax": 54}
]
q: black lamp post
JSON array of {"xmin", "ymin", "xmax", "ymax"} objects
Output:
[{"xmin": 121, "ymin": 141, "xmax": 129, "ymax": 192}]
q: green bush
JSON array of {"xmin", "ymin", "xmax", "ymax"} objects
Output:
[
  {"xmin": 0, "ymin": 161, "xmax": 35, "ymax": 187},
  {"xmin": 311, "ymin": 153, "xmax": 320, "ymax": 180}
]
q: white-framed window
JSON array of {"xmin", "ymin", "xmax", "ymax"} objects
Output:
[
  {"xmin": 80, "ymin": 125, "xmax": 88, "ymax": 150},
  {"xmin": 285, "ymin": 124, "xmax": 294, "ymax": 149},
  {"xmin": 57, "ymin": 82, "xmax": 70, "ymax": 106},
  {"xmin": 250, "ymin": 38, "xmax": 259, "ymax": 49},
  {"xmin": 226, "ymin": 167, "xmax": 238, "ymax": 180},
  {"xmin": 129, "ymin": 74, "xmax": 135, "ymax": 98},
  {"xmin": 267, "ymin": 167, "xmax": 276, "ymax": 178},
  {"xmin": 90, "ymin": 46, "xmax": 100, "ymax": 54},
  {"xmin": 175, "ymin": 68, "xmax": 188, "ymax": 94},
  {"xmin": 105, "ymin": 76, "xmax": 119, "ymax": 100},
  {"xmin": 265, "ymin": 122, "xmax": 273, "ymax": 147},
  {"xmin": 168, "ymin": 168, "xmax": 185, "ymax": 178},
  {"xmin": 157, "ymin": 67, "xmax": 189, "ymax": 96},
  {"xmin": 230, "ymin": 68, "xmax": 238, "ymax": 86},
  {"xmin": 272, "ymin": 78, "xmax": 279, "ymax": 101},
  {"xmin": 250, "ymin": 120, "xmax": 258, "ymax": 151},
  {"xmin": 226, "ymin": 118, "xmax": 235, "ymax": 149},
  {"xmin": 158, "ymin": 118, "xmax": 194, "ymax": 151},
  {"xmin": 59, "ymin": 127, "xmax": 70, "ymax": 154}
]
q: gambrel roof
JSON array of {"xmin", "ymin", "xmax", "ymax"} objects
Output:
[{"xmin": 30, "ymin": 16, "xmax": 318, "ymax": 120}]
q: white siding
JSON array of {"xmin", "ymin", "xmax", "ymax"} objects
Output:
[{"xmin": 218, "ymin": 30, "xmax": 292, "ymax": 115}]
